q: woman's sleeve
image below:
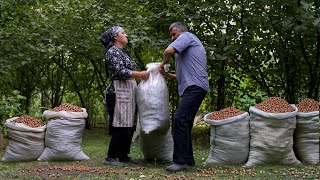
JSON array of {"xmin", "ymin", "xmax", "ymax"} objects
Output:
[{"xmin": 105, "ymin": 50, "xmax": 132, "ymax": 79}]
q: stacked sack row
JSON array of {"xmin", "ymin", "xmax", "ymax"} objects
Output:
[
  {"xmin": 204, "ymin": 97, "xmax": 319, "ymax": 167},
  {"xmin": 1, "ymin": 103, "xmax": 89, "ymax": 162}
]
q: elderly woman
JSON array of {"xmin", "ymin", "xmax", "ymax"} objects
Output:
[{"xmin": 100, "ymin": 26, "xmax": 149, "ymax": 166}]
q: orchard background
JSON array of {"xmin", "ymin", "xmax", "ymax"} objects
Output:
[
  {"xmin": 0, "ymin": 0, "xmax": 319, "ymax": 179},
  {"xmin": 1, "ymin": 0, "xmax": 319, "ymax": 128}
]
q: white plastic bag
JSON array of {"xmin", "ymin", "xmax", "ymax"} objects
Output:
[
  {"xmin": 294, "ymin": 111, "xmax": 319, "ymax": 164},
  {"xmin": 204, "ymin": 112, "xmax": 250, "ymax": 165},
  {"xmin": 245, "ymin": 106, "xmax": 300, "ymax": 167},
  {"xmin": 38, "ymin": 108, "xmax": 89, "ymax": 161},
  {"xmin": 139, "ymin": 129, "xmax": 173, "ymax": 162},
  {"xmin": 136, "ymin": 62, "xmax": 170, "ymax": 134},
  {"xmin": 2, "ymin": 117, "xmax": 46, "ymax": 162},
  {"xmin": 136, "ymin": 62, "xmax": 173, "ymax": 161}
]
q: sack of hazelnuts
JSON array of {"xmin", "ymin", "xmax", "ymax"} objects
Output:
[
  {"xmin": 204, "ymin": 107, "xmax": 250, "ymax": 165},
  {"xmin": 2, "ymin": 115, "xmax": 46, "ymax": 162},
  {"xmin": 38, "ymin": 103, "xmax": 89, "ymax": 161},
  {"xmin": 245, "ymin": 97, "xmax": 300, "ymax": 167},
  {"xmin": 294, "ymin": 98, "xmax": 319, "ymax": 164}
]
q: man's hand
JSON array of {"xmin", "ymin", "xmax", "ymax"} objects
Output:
[
  {"xmin": 161, "ymin": 45, "xmax": 175, "ymax": 65},
  {"xmin": 159, "ymin": 66, "xmax": 168, "ymax": 77},
  {"xmin": 160, "ymin": 62, "xmax": 165, "ymax": 69}
]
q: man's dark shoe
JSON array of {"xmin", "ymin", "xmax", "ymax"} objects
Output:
[
  {"xmin": 187, "ymin": 161, "xmax": 195, "ymax": 166},
  {"xmin": 120, "ymin": 157, "xmax": 140, "ymax": 164},
  {"xmin": 103, "ymin": 158, "xmax": 124, "ymax": 166},
  {"xmin": 166, "ymin": 163, "xmax": 188, "ymax": 172}
]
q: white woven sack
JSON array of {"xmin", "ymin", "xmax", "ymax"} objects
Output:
[
  {"xmin": 5, "ymin": 117, "xmax": 46, "ymax": 132},
  {"xmin": 294, "ymin": 111, "xmax": 319, "ymax": 164},
  {"xmin": 43, "ymin": 108, "xmax": 88, "ymax": 120},
  {"xmin": 38, "ymin": 110, "xmax": 89, "ymax": 161},
  {"xmin": 204, "ymin": 112, "xmax": 250, "ymax": 165},
  {"xmin": 2, "ymin": 117, "xmax": 46, "ymax": 162},
  {"xmin": 140, "ymin": 128, "xmax": 173, "ymax": 162},
  {"xmin": 136, "ymin": 62, "xmax": 170, "ymax": 134},
  {"xmin": 245, "ymin": 106, "xmax": 300, "ymax": 167}
]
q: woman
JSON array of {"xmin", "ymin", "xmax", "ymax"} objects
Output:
[{"xmin": 100, "ymin": 26, "xmax": 149, "ymax": 166}]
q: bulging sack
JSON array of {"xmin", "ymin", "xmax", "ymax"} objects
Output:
[
  {"xmin": 294, "ymin": 111, "xmax": 319, "ymax": 164},
  {"xmin": 43, "ymin": 108, "xmax": 88, "ymax": 120},
  {"xmin": 38, "ymin": 108, "xmax": 89, "ymax": 161},
  {"xmin": 2, "ymin": 117, "xmax": 46, "ymax": 162},
  {"xmin": 140, "ymin": 129, "xmax": 173, "ymax": 162},
  {"xmin": 136, "ymin": 62, "xmax": 170, "ymax": 134},
  {"xmin": 204, "ymin": 112, "xmax": 250, "ymax": 165},
  {"xmin": 245, "ymin": 106, "xmax": 300, "ymax": 167},
  {"xmin": 136, "ymin": 62, "xmax": 173, "ymax": 161}
]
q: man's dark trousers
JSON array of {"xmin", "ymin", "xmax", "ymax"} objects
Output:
[{"xmin": 172, "ymin": 85, "xmax": 207, "ymax": 165}]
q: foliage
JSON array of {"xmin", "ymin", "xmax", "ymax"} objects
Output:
[
  {"xmin": 0, "ymin": 90, "xmax": 25, "ymax": 137},
  {"xmin": 0, "ymin": 90, "xmax": 25, "ymax": 125},
  {"xmin": 0, "ymin": 0, "xmax": 319, "ymax": 127},
  {"xmin": 192, "ymin": 122, "xmax": 210, "ymax": 145}
]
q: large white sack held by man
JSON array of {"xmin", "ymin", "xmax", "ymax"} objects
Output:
[
  {"xmin": 136, "ymin": 62, "xmax": 173, "ymax": 162},
  {"xmin": 136, "ymin": 62, "xmax": 171, "ymax": 134}
]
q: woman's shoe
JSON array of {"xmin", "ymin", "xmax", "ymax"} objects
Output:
[
  {"xmin": 166, "ymin": 163, "xmax": 188, "ymax": 172},
  {"xmin": 103, "ymin": 158, "xmax": 124, "ymax": 166},
  {"xmin": 120, "ymin": 157, "xmax": 140, "ymax": 164}
]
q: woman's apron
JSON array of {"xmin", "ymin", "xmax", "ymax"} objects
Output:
[{"xmin": 112, "ymin": 79, "xmax": 137, "ymax": 127}]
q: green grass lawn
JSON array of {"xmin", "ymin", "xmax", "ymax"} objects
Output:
[{"xmin": 0, "ymin": 127, "xmax": 319, "ymax": 180}]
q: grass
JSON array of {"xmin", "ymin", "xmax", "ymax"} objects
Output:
[{"xmin": 0, "ymin": 127, "xmax": 319, "ymax": 180}]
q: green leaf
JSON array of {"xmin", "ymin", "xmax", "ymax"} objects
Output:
[{"xmin": 313, "ymin": 17, "xmax": 320, "ymax": 27}]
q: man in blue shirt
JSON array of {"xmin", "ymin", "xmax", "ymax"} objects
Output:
[{"xmin": 160, "ymin": 22, "xmax": 209, "ymax": 172}]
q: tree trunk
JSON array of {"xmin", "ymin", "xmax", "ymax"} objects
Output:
[
  {"xmin": 284, "ymin": 53, "xmax": 296, "ymax": 104},
  {"xmin": 51, "ymin": 55, "xmax": 88, "ymax": 128},
  {"xmin": 216, "ymin": 60, "xmax": 226, "ymax": 111}
]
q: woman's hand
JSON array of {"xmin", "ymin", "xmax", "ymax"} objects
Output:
[
  {"xmin": 132, "ymin": 71, "xmax": 149, "ymax": 80},
  {"xmin": 140, "ymin": 71, "xmax": 150, "ymax": 80}
]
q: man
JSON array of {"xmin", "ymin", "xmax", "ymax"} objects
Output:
[{"xmin": 160, "ymin": 22, "xmax": 209, "ymax": 172}]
